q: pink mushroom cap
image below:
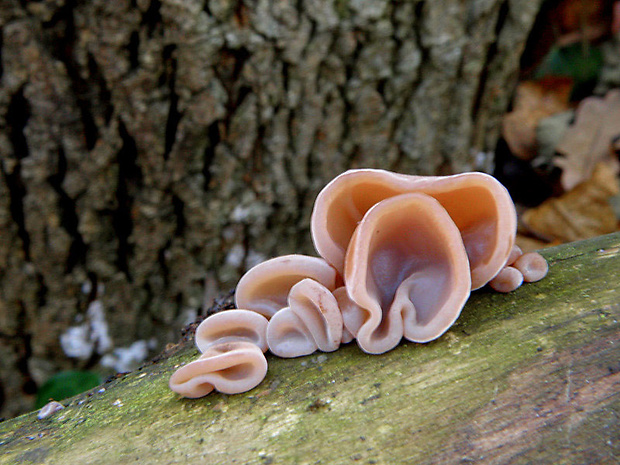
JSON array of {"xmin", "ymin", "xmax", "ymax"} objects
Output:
[
  {"xmin": 311, "ymin": 169, "xmax": 516, "ymax": 290},
  {"xmin": 169, "ymin": 341, "xmax": 268, "ymax": 398},
  {"xmin": 343, "ymin": 192, "xmax": 472, "ymax": 354},
  {"xmin": 195, "ymin": 310, "xmax": 269, "ymax": 353},
  {"xmin": 513, "ymin": 252, "xmax": 548, "ymax": 283},
  {"xmin": 235, "ymin": 255, "xmax": 338, "ymax": 319},
  {"xmin": 266, "ymin": 278, "xmax": 343, "ymax": 358},
  {"xmin": 488, "ymin": 266, "xmax": 524, "ymax": 293}
]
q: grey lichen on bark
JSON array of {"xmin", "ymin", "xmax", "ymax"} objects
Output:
[{"xmin": 0, "ymin": 0, "xmax": 542, "ymax": 418}]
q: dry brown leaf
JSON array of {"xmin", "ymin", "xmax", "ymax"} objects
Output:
[
  {"xmin": 521, "ymin": 162, "xmax": 619, "ymax": 243},
  {"xmin": 503, "ymin": 77, "xmax": 573, "ymax": 160},
  {"xmin": 551, "ymin": 0, "xmax": 610, "ymax": 46},
  {"xmin": 552, "ymin": 0, "xmax": 609, "ymax": 35},
  {"xmin": 555, "ymin": 89, "xmax": 620, "ymax": 190}
]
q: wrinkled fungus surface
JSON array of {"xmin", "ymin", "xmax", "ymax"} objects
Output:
[
  {"xmin": 169, "ymin": 342, "xmax": 268, "ymax": 397},
  {"xmin": 170, "ymin": 169, "xmax": 549, "ymax": 398},
  {"xmin": 195, "ymin": 310, "xmax": 269, "ymax": 353},
  {"xmin": 267, "ymin": 278, "xmax": 343, "ymax": 357},
  {"xmin": 343, "ymin": 193, "xmax": 472, "ymax": 353}
]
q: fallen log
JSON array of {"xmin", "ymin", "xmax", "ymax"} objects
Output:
[{"xmin": 1, "ymin": 232, "xmax": 619, "ymax": 464}]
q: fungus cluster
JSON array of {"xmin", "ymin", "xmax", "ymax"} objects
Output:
[{"xmin": 169, "ymin": 169, "xmax": 548, "ymax": 398}]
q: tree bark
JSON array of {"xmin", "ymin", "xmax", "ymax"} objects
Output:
[
  {"xmin": 0, "ymin": 233, "xmax": 619, "ymax": 464},
  {"xmin": 0, "ymin": 0, "xmax": 543, "ymax": 418}
]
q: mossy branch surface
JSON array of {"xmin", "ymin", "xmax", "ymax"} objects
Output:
[{"xmin": 1, "ymin": 233, "xmax": 619, "ymax": 464}]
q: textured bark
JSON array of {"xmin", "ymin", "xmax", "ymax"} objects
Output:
[
  {"xmin": 0, "ymin": 0, "xmax": 543, "ymax": 418},
  {"xmin": 0, "ymin": 233, "xmax": 619, "ymax": 464}
]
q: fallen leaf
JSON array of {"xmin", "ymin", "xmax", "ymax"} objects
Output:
[
  {"xmin": 503, "ymin": 77, "xmax": 573, "ymax": 160},
  {"xmin": 554, "ymin": 89, "xmax": 620, "ymax": 190},
  {"xmin": 535, "ymin": 110, "xmax": 574, "ymax": 163},
  {"xmin": 613, "ymin": 1, "xmax": 620, "ymax": 35},
  {"xmin": 551, "ymin": 0, "xmax": 609, "ymax": 38},
  {"xmin": 521, "ymin": 163, "xmax": 619, "ymax": 243}
]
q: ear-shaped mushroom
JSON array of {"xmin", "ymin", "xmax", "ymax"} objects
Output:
[
  {"xmin": 513, "ymin": 252, "xmax": 548, "ymax": 283},
  {"xmin": 488, "ymin": 266, "xmax": 524, "ymax": 293},
  {"xmin": 311, "ymin": 169, "xmax": 516, "ymax": 289},
  {"xmin": 235, "ymin": 255, "xmax": 338, "ymax": 319},
  {"xmin": 344, "ymin": 193, "xmax": 471, "ymax": 354},
  {"xmin": 266, "ymin": 278, "xmax": 343, "ymax": 357},
  {"xmin": 169, "ymin": 341, "xmax": 268, "ymax": 398},
  {"xmin": 195, "ymin": 310, "xmax": 269, "ymax": 353}
]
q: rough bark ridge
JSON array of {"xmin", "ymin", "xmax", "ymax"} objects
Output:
[{"xmin": 0, "ymin": 0, "xmax": 542, "ymax": 418}]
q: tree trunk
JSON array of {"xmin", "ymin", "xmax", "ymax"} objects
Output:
[
  {"xmin": 0, "ymin": 0, "xmax": 543, "ymax": 419},
  {"xmin": 0, "ymin": 233, "xmax": 619, "ymax": 464}
]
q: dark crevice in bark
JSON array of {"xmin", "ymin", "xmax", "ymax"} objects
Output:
[
  {"xmin": 412, "ymin": 2, "xmax": 430, "ymax": 66},
  {"xmin": 15, "ymin": 303, "xmax": 36, "ymax": 396},
  {"xmin": 235, "ymin": 85, "xmax": 252, "ymax": 110},
  {"xmin": 1, "ymin": 165, "xmax": 30, "ymax": 261},
  {"xmin": 216, "ymin": 47, "xmax": 251, "ymax": 109},
  {"xmin": 47, "ymin": 147, "xmax": 87, "ymax": 273},
  {"xmin": 207, "ymin": 46, "xmax": 250, "ymax": 186},
  {"xmin": 202, "ymin": 121, "xmax": 221, "ymax": 191},
  {"xmin": 4, "ymin": 87, "xmax": 32, "ymax": 261},
  {"xmin": 281, "ymin": 61, "xmax": 290, "ymax": 95},
  {"xmin": 158, "ymin": 241, "xmax": 171, "ymax": 287},
  {"xmin": 470, "ymin": 0, "xmax": 509, "ymax": 121},
  {"xmin": 162, "ymin": 44, "xmax": 181, "ymax": 160},
  {"xmin": 35, "ymin": 272, "xmax": 47, "ymax": 309},
  {"xmin": 113, "ymin": 120, "xmax": 142, "ymax": 280},
  {"xmin": 0, "ymin": 31, "xmax": 4, "ymax": 81},
  {"xmin": 172, "ymin": 195, "xmax": 185, "ymax": 237},
  {"xmin": 251, "ymin": 124, "xmax": 266, "ymax": 175},
  {"xmin": 87, "ymin": 53, "xmax": 114, "ymax": 126},
  {"xmin": 141, "ymin": 0, "xmax": 163, "ymax": 37},
  {"xmin": 6, "ymin": 86, "xmax": 30, "ymax": 160},
  {"xmin": 240, "ymin": 224, "xmax": 252, "ymax": 274},
  {"xmin": 86, "ymin": 271, "xmax": 99, "ymax": 302},
  {"xmin": 519, "ymin": 0, "xmax": 559, "ymax": 77},
  {"xmin": 44, "ymin": 0, "xmax": 99, "ymax": 151},
  {"xmin": 202, "ymin": 0, "xmax": 212, "ymax": 16},
  {"xmin": 295, "ymin": 187, "xmax": 310, "ymax": 251},
  {"xmin": 340, "ymin": 27, "xmax": 365, "ymax": 165},
  {"xmin": 128, "ymin": 31, "xmax": 140, "ymax": 70}
]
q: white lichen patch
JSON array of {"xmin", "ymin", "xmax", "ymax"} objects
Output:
[
  {"xmin": 60, "ymin": 300, "xmax": 112, "ymax": 359},
  {"xmin": 101, "ymin": 339, "xmax": 156, "ymax": 373},
  {"xmin": 225, "ymin": 244, "xmax": 246, "ymax": 268}
]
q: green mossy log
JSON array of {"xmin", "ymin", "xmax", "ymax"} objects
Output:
[{"xmin": 1, "ymin": 232, "xmax": 619, "ymax": 464}]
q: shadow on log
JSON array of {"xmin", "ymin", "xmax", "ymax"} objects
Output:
[{"xmin": 1, "ymin": 232, "xmax": 619, "ymax": 464}]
